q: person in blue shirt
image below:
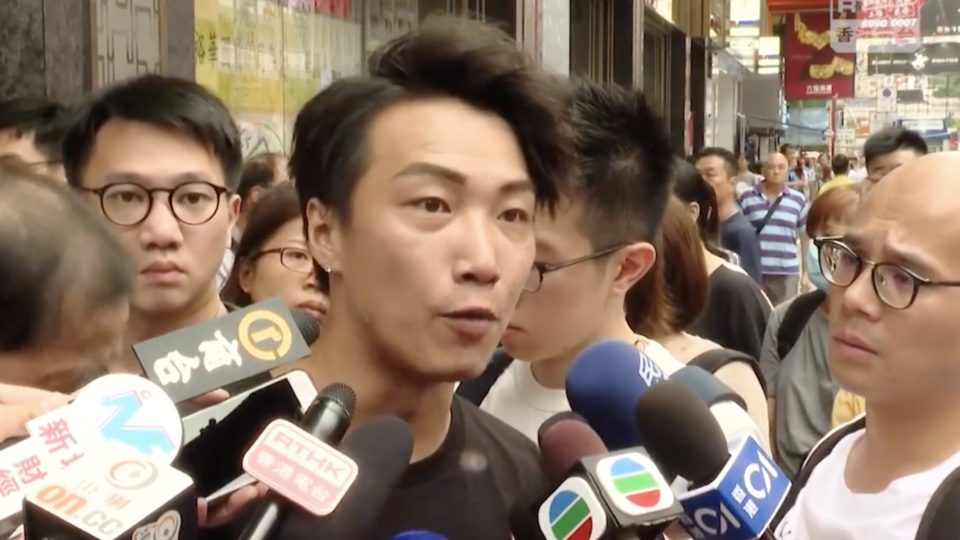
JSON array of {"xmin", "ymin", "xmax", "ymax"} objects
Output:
[{"xmin": 695, "ymin": 147, "xmax": 763, "ymax": 284}]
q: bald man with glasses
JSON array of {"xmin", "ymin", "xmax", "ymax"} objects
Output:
[{"xmin": 777, "ymin": 152, "xmax": 960, "ymax": 540}]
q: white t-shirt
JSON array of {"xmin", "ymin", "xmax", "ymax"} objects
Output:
[
  {"xmin": 481, "ymin": 338, "xmax": 682, "ymax": 442},
  {"xmin": 480, "ymin": 338, "xmax": 763, "ymax": 450},
  {"xmin": 776, "ymin": 427, "xmax": 960, "ymax": 540}
]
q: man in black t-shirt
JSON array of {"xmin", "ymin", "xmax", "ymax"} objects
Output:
[
  {"xmin": 696, "ymin": 147, "xmax": 763, "ymax": 284},
  {"xmin": 281, "ymin": 17, "xmax": 572, "ymax": 539}
]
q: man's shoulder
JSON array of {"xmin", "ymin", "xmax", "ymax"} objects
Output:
[
  {"xmin": 724, "ymin": 213, "xmax": 756, "ymax": 235},
  {"xmin": 785, "ymin": 187, "xmax": 808, "ymax": 204},
  {"xmin": 458, "ymin": 395, "xmax": 540, "ymax": 459}
]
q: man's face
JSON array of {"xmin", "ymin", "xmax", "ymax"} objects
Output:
[
  {"xmin": 867, "ymin": 148, "xmax": 922, "ymax": 184},
  {"xmin": 763, "ymin": 153, "xmax": 789, "ymax": 185},
  {"xmin": 783, "ymin": 147, "xmax": 798, "ymax": 167},
  {"xmin": 696, "ymin": 155, "xmax": 734, "ymax": 203},
  {"xmin": 737, "ymin": 157, "xmax": 749, "ymax": 172},
  {"xmin": 828, "ymin": 154, "xmax": 960, "ymax": 407},
  {"xmin": 80, "ymin": 119, "xmax": 239, "ymax": 316},
  {"xmin": 307, "ymin": 97, "xmax": 536, "ymax": 382},
  {"xmin": 501, "ymin": 197, "xmax": 615, "ymax": 363}
]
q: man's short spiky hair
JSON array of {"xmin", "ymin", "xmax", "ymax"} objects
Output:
[
  {"xmin": 290, "ymin": 16, "xmax": 573, "ymax": 220},
  {"xmin": 570, "ymin": 81, "xmax": 674, "ymax": 247}
]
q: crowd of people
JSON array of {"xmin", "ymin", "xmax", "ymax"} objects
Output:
[{"xmin": 1, "ymin": 14, "xmax": 958, "ymax": 540}]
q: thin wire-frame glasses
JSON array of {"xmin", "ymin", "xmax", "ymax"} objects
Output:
[{"xmin": 524, "ymin": 243, "xmax": 627, "ymax": 293}]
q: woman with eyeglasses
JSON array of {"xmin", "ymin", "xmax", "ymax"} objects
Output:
[
  {"xmin": 221, "ymin": 184, "xmax": 328, "ymax": 324},
  {"xmin": 759, "ymin": 183, "xmax": 864, "ymax": 476}
]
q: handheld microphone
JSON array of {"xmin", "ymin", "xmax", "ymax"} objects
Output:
[
  {"xmin": 279, "ymin": 415, "xmax": 414, "ymax": 540},
  {"xmin": 239, "ymin": 383, "xmax": 356, "ymax": 540},
  {"xmin": 21, "ymin": 442, "xmax": 197, "ymax": 540},
  {"xmin": 565, "ymin": 340, "xmax": 667, "ymax": 450},
  {"xmin": 511, "ymin": 414, "xmax": 682, "ymax": 540},
  {"xmin": 1, "ymin": 374, "xmax": 185, "ymax": 534},
  {"xmin": 289, "ymin": 308, "xmax": 321, "ymax": 347},
  {"xmin": 132, "ymin": 298, "xmax": 314, "ymax": 403},
  {"xmin": 565, "ymin": 340, "xmax": 765, "ymax": 453},
  {"xmin": 635, "ymin": 381, "xmax": 790, "ymax": 540},
  {"xmin": 669, "ymin": 365, "xmax": 766, "ymax": 447}
]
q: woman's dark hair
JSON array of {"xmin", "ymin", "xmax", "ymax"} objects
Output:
[
  {"xmin": 0, "ymin": 158, "xmax": 132, "ymax": 351},
  {"xmin": 626, "ymin": 196, "xmax": 709, "ymax": 336},
  {"xmin": 670, "ymin": 158, "xmax": 725, "ymax": 258},
  {"xmin": 221, "ymin": 184, "xmax": 327, "ymax": 305}
]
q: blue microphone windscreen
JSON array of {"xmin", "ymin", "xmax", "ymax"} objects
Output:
[{"xmin": 565, "ymin": 339, "xmax": 666, "ymax": 450}]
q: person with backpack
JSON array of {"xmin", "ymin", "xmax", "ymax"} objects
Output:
[
  {"xmin": 774, "ymin": 151, "xmax": 960, "ymax": 540},
  {"xmin": 458, "ymin": 82, "xmax": 763, "ymax": 452},
  {"xmin": 626, "ymin": 196, "xmax": 769, "ymax": 446},
  {"xmin": 758, "ymin": 184, "xmax": 864, "ymax": 477}
]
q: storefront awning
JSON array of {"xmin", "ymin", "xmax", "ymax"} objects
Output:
[{"xmin": 767, "ymin": 0, "xmax": 830, "ymax": 13}]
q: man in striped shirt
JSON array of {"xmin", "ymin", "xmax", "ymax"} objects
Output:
[{"xmin": 737, "ymin": 152, "xmax": 809, "ymax": 305}]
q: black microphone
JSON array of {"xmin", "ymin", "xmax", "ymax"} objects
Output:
[
  {"xmin": 289, "ymin": 308, "xmax": 321, "ymax": 346},
  {"xmin": 239, "ymin": 383, "xmax": 356, "ymax": 540},
  {"xmin": 511, "ymin": 413, "xmax": 683, "ymax": 540},
  {"xmin": 132, "ymin": 298, "xmax": 315, "ymax": 404},
  {"xmin": 279, "ymin": 415, "xmax": 414, "ymax": 539},
  {"xmin": 635, "ymin": 381, "xmax": 790, "ymax": 540}
]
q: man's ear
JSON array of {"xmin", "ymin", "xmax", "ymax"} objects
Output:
[
  {"xmin": 304, "ymin": 198, "xmax": 343, "ymax": 275},
  {"xmin": 609, "ymin": 242, "xmax": 657, "ymax": 296},
  {"xmin": 238, "ymin": 259, "xmax": 255, "ymax": 294},
  {"xmin": 226, "ymin": 194, "xmax": 241, "ymax": 247}
]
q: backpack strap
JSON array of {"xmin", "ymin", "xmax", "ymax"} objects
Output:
[
  {"xmin": 688, "ymin": 348, "xmax": 768, "ymax": 399},
  {"xmin": 455, "ymin": 349, "xmax": 514, "ymax": 406},
  {"xmin": 914, "ymin": 461, "xmax": 960, "ymax": 540},
  {"xmin": 669, "ymin": 365, "xmax": 747, "ymax": 411},
  {"xmin": 770, "ymin": 415, "xmax": 867, "ymax": 528},
  {"xmin": 776, "ymin": 290, "xmax": 827, "ymax": 360}
]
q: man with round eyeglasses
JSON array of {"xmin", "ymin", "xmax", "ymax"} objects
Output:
[
  {"xmin": 776, "ymin": 152, "xmax": 960, "ymax": 540},
  {"xmin": 64, "ymin": 76, "xmax": 242, "ymax": 377}
]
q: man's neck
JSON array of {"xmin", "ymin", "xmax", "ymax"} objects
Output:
[
  {"xmin": 761, "ymin": 181, "xmax": 784, "ymax": 200},
  {"xmin": 718, "ymin": 197, "xmax": 739, "ymax": 221},
  {"xmin": 530, "ymin": 315, "xmax": 638, "ymax": 389},
  {"xmin": 304, "ymin": 312, "xmax": 453, "ymax": 463},
  {"xmin": 849, "ymin": 397, "xmax": 960, "ymax": 492},
  {"xmin": 118, "ymin": 290, "xmax": 226, "ymax": 373}
]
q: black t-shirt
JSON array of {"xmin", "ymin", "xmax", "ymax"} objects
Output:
[
  {"xmin": 721, "ymin": 212, "xmax": 763, "ymax": 284},
  {"xmin": 284, "ymin": 395, "xmax": 545, "ymax": 540},
  {"xmin": 691, "ymin": 265, "xmax": 772, "ymax": 360}
]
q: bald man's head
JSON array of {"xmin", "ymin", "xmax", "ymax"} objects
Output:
[
  {"xmin": 762, "ymin": 152, "xmax": 789, "ymax": 185},
  {"xmin": 828, "ymin": 152, "xmax": 960, "ymax": 408}
]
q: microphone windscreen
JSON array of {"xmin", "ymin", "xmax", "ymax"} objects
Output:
[
  {"xmin": 280, "ymin": 415, "xmax": 413, "ymax": 540},
  {"xmin": 634, "ymin": 380, "xmax": 729, "ymax": 486},
  {"xmin": 290, "ymin": 307, "xmax": 322, "ymax": 345},
  {"xmin": 538, "ymin": 415, "xmax": 608, "ymax": 483},
  {"xmin": 314, "ymin": 382, "xmax": 357, "ymax": 416},
  {"xmin": 536, "ymin": 410, "xmax": 587, "ymax": 449},
  {"xmin": 565, "ymin": 340, "xmax": 667, "ymax": 450}
]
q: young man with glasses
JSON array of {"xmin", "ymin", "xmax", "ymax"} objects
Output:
[
  {"xmin": 62, "ymin": 75, "xmax": 257, "ymax": 530},
  {"xmin": 64, "ymin": 75, "xmax": 242, "ymax": 376},
  {"xmin": 474, "ymin": 82, "xmax": 684, "ymax": 441},
  {"xmin": 776, "ymin": 152, "xmax": 960, "ymax": 539}
]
